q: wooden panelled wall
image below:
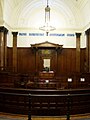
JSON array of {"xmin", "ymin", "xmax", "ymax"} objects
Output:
[{"xmin": 7, "ymin": 47, "xmax": 86, "ymax": 75}]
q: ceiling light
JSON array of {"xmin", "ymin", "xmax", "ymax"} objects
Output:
[{"xmin": 39, "ymin": 0, "xmax": 56, "ymax": 36}]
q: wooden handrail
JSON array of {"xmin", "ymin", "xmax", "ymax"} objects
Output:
[{"xmin": 0, "ymin": 91, "xmax": 90, "ymax": 120}]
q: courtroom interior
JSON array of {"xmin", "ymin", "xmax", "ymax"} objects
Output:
[{"xmin": 0, "ymin": 0, "xmax": 90, "ymax": 119}]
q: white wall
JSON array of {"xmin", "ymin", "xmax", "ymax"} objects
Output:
[
  {"xmin": 0, "ymin": 0, "xmax": 3, "ymax": 25},
  {"xmin": 7, "ymin": 30, "xmax": 86, "ymax": 48}
]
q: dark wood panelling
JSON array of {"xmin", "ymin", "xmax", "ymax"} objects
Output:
[
  {"xmin": 7, "ymin": 47, "xmax": 13, "ymax": 70},
  {"xmin": 0, "ymin": 71, "xmax": 90, "ymax": 89},
  {"xmin": 80, "ymin": 48, "xmax": 86, "ymax": 72},
  {"xmin": 57, "ymin": 48, "xmax": 76, "ymax": 75},
  {"xmin": 17, "ymin": 47, "xmax": 35, "ymax": 73},
  {"xmin": 0, "ymin": 88, "xmax": 90, "ymax": 116},
  {"xmin": 7, "ymin": 47, "xmax": 86, "ymax": 74}
]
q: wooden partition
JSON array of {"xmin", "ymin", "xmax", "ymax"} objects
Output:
[
  {"xmin": 7, "ymin": 47, "xmax": 86, "ymax": 74},
  {"xmin": 0, "ymin": 70, "xmax": 90, "ymax": 89},
  {"xmin": 0, "ymin": 88, "xmax": 90, "ymax": 116},
  {"xmin": 0, "ymin": 46, "xmax": 87, "ymax": 89}
]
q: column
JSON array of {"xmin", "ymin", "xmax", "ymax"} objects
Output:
[
  {"xmin": 12, "ymin": 32, "xmax": 18, "ymax": 72},
  {"xmin": 85, "ymin": 28, "xmax": 90, "ymax": 72},
  {"xmin": 55, "ymin": 49, "xmax": 58, "ymax": 76},
  {"xmin": 4, "ymin": 28, "xmax": 8, "ymax": 68},
  {"xmin": 0, "ymin": 26, "xmax": 8, "ymax": 70},
  {"xmin": 35, "ymin": 48, "xmax": 38, "ymax": 76},
  {"xmin": 76, "ymin": 33, "xmax": 81, "ymax": 72}
]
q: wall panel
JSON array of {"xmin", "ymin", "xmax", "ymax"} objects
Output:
[
  {"xmin": 7, "ymin": 47, "xmax": 86, "ymax": 75},
  {"xmin": 17, "ymin": 48, "xmax": 35, "ymax": 73},
  {"xmin": 7, "ymin": 47, "xmax": 13, "ymax": 70}
]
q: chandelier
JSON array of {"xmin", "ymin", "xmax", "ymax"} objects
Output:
[{"xmin": 39, "ymin": 0, "xmax": 56, "ymax": 36}]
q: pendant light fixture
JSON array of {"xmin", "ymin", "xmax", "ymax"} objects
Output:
[{"xmin": 39, "ymin": 0, "xmax": 56, "ymax": 36}]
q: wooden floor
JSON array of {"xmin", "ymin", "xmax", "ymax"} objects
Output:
[{"xmin": 0, "ymin": 112, "xmax": 90, "ymax": 120}]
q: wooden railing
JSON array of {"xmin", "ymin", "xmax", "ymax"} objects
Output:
[{"xmin": 0, "ymin": 91, "xmax": 90, "ymax": 120}]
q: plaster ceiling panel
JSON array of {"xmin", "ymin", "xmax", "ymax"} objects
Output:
[{"xmin": 3, "ymin": 0, "xmax": 89, "ymax": 30}]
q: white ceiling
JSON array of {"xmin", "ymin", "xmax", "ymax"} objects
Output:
[{"xmin": 0, "ymin": 0, "xmax": 90, "ymax": 31}]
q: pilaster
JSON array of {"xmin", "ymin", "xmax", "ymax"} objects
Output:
[
  {"xmin": 0, "ymin": 26, "xmax": 8, "ymax": 70},
  {"xmin": 12, "ymin": 32, "xmax": 18, "ymax": 72},
  {"xmin": 85, "ymin": 28, "xmax": 90, "ymax": 72},
  {"xmin": 76, "ymin": 33, "xmax": 81, "ymax": 72}
]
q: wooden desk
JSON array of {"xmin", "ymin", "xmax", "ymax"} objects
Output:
[
  {"xmin": 37, "ymin": 79, "xmax": 58, "ymax": 89},
  {"xmin": 39, "ymin": 71, "xmax": 54, "ymax": 79},
  {"xmin": 38, "ymin": 71, "xmax": 56, "ymax": 89}
]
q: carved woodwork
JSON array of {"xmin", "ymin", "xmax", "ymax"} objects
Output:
[
  {"xmin": 31, "ymin": 41, "xmax": 63, "ymax": 74},
  {"xmin": 0, "ymin": 88, "xmax": 90, "ymax": 116}
]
